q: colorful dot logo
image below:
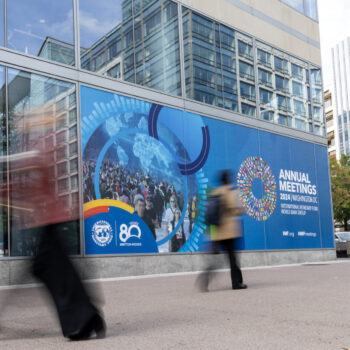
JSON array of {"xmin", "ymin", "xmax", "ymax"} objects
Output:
[{"xmin": 237, "ymin": 157, "xmax": 277, "ymax": 221}]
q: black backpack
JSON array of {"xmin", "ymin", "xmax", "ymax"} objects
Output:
[{"xmin": 205, "ymin": 194, "xmax": 222, "ymax": 226}]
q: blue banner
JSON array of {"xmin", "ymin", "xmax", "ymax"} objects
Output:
[{"xmin": 81, "ymin": 85, "xmax": 334, "ymax": 254}]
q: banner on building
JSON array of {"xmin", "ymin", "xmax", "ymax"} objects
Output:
[{"xmin": 81, "ymin": 86, "xmax": 334, "ymax": 255}]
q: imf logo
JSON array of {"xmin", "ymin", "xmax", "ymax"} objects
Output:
[{"xmin": 92, "ymin": 220, "xmax": 113, "ymax": 247}]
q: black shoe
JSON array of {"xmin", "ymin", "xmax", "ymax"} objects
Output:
[
  {"xmin": 232, "ymin": 283, "xmax": 247, "ymax": 290},
  {"xmin": 68, "ymin": 314, "xmax": 106, "ymax": 341}
]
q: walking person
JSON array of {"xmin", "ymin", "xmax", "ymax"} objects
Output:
[
  {"xmin": 197, "ymin": 170, "xmax": 247, "ymax": 291},
  {"xmin": 3, "ymin": 113, "xmax": 106, "ymax": 341}
]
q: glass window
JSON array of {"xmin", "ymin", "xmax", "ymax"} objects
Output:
[
  {"xmin": 313, "ymin": 106, "xmax": 323, "ymax": 122},
  {"xmin": 56, "ymin": 146, "xmax": 67, "ymax": 161},
  {"xmin": 277, "ymin": 94, "xmax": 291, "ymax": 112},
  {"xmin": 291, "ymin": 63, "xmax": 304, "ymax": 80},
  {"xmin": 240, "ymin": 81, "xmax": 255, "ymax": 101},
  {"xmin": 292, "ymin": 81, "xmax": 304, "ymax": 98},
  {"xmin": 314, "ymin": 125, "xmax": 325, "ymax": 136},
  {"xmin": 220, "ymin": 25, "xmax": 235, "ymax": 51},
  {"xmin": 258, "ymin": 68, "xmax": 273, "ymax": 88},
  {"xmin": 221, "ymin": 54, "xmax": 236, "ymax": 73},
  {"xmin": 7, "ymin": 0, "xmax": 75, "ymax": 65},
  {"xmin": 241, "ymin": 103, "xmax": 255, "ymax": 117},
  {"xmin": 7, "ymin": 68, "xmax": 79, "ymax": 256},
  {"xmin": 305, "ymin": 0, "xmax": 318, "ymax": 20},
  {"xmin": 275, "ymin": 75, "xmax": 289, "ymax": 93},
  {"xmin": 259, "ymin": 88, "xmax": 274, "ymax": 107},
  {"xmin": 257, "ymin": 49, "xmax": 271, "ymax": 68},
  {"xmin": 238, "ymin": 40, "xmax": 253, "ymax": 61},
  {"xmin": 311, "ymin": 68, "xmax": 322, "ymax": 87},
  {"xmin": 56, "ymin": 115, "xmax": 67, "ymax": 130},
  {"xmin": 274, "ymin": 56, "xmax": 288, "ymax": 74},
  {"xmin": 69, "ymin": 125, "xmax": 77, "ymax": 141},
  {"xmin": 58, "ymin": 178, "xmax": 69, "ymax": 192},
  {"xmin": 57, "ymin": 162, "xmax": 68, "ymax": 177},
  {"xmin": 281, "ymin": 0, "xmax": 304, "ymax": 13},
  {"xmin": 69, "ymin": 109, "xmax": 77, "ymax": 125},
  {"xmin": 192, "ymin": 13, "xmax": 214, "ymax": 42},
  {"xmin": 70, "ymin": 159, "xmax": 78, "ymax": 173},
  {"xmin": 260, "ymin": 109, "xmax": 274, "ymax": 121},
  {"xmin": 80, "ymin": 0, "xmax": 181, "ymax": 96},
  {"xmin": 312, "ymin": 87, "xmax": 322, "ymax": 104},
  {"xmin": 295, "ymin": 118, "xmax": 306, "ymax": 131},
  {"xmin": 239, "ymin": 61, "xmax": 254, "ymax": 81},
  {"xmin": 69, "ymin": 92, "xmax": 76, "ymax": 108},
  {"xmin": 277, "ymin": 113, "xmax": 291, "ymax": 126},
  {"xmin": 71, "ymin": 175, "xmax": 79, "ymax": 190},
  {"xmin": 293, "ymin": 99, "xmax": 306, "ymax": 116},
  {"xmin": 107, "ymin": 64, "xmax": 121, "ymax": 79},
  {"xmin": 69, "ymin": 142, "xmax": 78, "ymax": 157}
]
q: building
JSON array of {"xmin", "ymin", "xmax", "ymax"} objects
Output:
[
  {"xmin": 324, "ymin": 88, "xmax": 336, "ymax": 159},
  {"xmin": 331, "ymin": 37, "xmax": 350, "ymax": 159},
  {"xmin": 0, "ymin": 0, "xmax": 334, "ymax": 285}
]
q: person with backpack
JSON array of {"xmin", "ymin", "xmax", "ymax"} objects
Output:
[{"xmin": 198, "ymin": 170, "xmax": 247, "ymax": 291}]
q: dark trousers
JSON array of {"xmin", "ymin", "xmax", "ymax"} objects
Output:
[
  {"xmin": 32, "ymin": 223, "xmax": 99, "ymax": 337},
  {"xmin": 204, "ymin": 238, "xmax": 243, "ymax": 288},
  {"xmin": 217, "ymin": 239, "xmax": 243, "ymax": 287}
]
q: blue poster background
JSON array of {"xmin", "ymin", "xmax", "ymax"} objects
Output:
[{"xmin": 81, "ymin": 85, "xmax": 334, "ymax": 254}]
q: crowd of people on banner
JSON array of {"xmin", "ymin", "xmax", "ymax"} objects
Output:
[{"xmin": 83, "ymin": 160, "xmax": 199, "ymax": 251}]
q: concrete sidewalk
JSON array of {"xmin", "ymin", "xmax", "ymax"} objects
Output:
[{"xmin": 0, "ymin": 260, "xmax": 350, "ymax": 350}]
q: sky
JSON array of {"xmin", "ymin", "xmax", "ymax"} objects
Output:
[{"xmin": 318, "ymin": 0, "xmax": 350, "ymax": 88}]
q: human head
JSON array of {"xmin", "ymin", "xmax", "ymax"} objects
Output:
[
  {"xmin": 219, "ymin": 170, "xmax": 233, "ymax": 185},
  {"xmin": 136, "ymin": 199, "xmax": 145, "ymax": 216},
  {"xmin": 170, "ymin": 195, "xmax": 177, "ymax": 208}
]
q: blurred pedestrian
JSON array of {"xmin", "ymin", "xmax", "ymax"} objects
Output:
[
  {"xmin": 197, "ymin": 170, "xmax": 246, "ymax": 291},
  {"xmin": 3, "ymin": 112, "xmax": 106, "ymax": 340}
]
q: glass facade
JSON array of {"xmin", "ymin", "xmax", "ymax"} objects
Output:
[
  {"xmin": 0, "ymin": 66, "xmax": 6, "ymax": 256},
  {"xmin": 80, "ymin": 0, "xmax": 181, "ymax": 96},
  {"xmin": 0, "ymin": 0, "xmax": 324, "ymax": 136},
  {"xmin": 281, "ymin": 0, "xmax": 318, "ymax": 21},
  {"xmin": 183, "ymin": 9, "xmax": 238, "ymax": 110},
  {"xmin": 3, "ymin": 68, "xmax": 80, "ymax": 256},
  {"xmin": 7, "ymin": 0, "xmax": 75, "ymax": 65},
  {"xmin": 0, "ymin": 1, "xmax": 325, "ymax": 257}
]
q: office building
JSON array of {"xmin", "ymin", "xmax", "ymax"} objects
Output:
[
  {"xmin": 331, "ymin": 37, "xmax": 350, "ymax": 159},
  {"xmin": 324, "ymin": 88, "xmax": 336, "ymax": 158},
  {"xmin": 0, "ymin": 0, "xmax": 334, "ymax": 284}
]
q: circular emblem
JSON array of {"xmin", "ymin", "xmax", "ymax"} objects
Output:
[
  {"xmin": 237, "ymin": 157, "xmax": 277, "ymax": 221},
  {"xmin": 92, "ymin": 220, "xmax": 113, "ymax": 247}
]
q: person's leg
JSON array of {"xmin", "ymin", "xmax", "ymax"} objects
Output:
[
  {"xmin": 32, "ymin": 223, "xmax": 106, "ymax": 339},
  {"xmin": 196, "ymin": 240, "xmax": 219, "ymax": 292},
  {"xmin": 224, "ymin": 239, "xmax": 244, "ymax": 289}
]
